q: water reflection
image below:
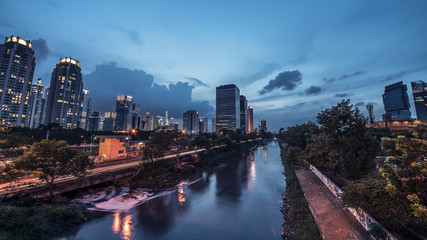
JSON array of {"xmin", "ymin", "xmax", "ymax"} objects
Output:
[
  {"xmin": 112, "ymin": 212, "xmax": 121, "ymax": 234},
  {"xmin": 111, "ymin": 212, "xmax": 135, "ymax": 240},
  {"xmin": 247, "ymin": 152, "xmax": 256, "ymax": 190},
  {"xmin": 177, "ymin": 182, "xmax": 187, "ymax": 206},
  {"xmin": 122, "ymin": 214, "xmax": 133, "ymax": 240}
]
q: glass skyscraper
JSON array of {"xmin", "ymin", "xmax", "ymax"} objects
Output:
[
  {"xmin": 115, "ymin": 95, "xmax": 133, "ymax": 131},
  {"xmin": 45, "ymin": 57, "xmax": 83, "ymax": 129},
  {"xmin": 0, "ymin": 36, "xmax": 35, "ymax": 128},
  {"xmin": 240, "ymin": 95, "xmax": 247, "ymax": 132},
  {"xmin": 216, "ymin": 84, "xmax": 240, "ymax": 131},
  {"xmin": 382, "ymin": 81, "xmax": 411, "ymax": 121},
  {"xmin": 411, "ymin": 80, "xmax": 427, "ymax": 123},
  {"xmin": 28, "ymin": 78, "xmax": 44, "ymax": 129},
  {"xmin": 247, "ymin": 106, "xmax": 254, "ymax": 133},
  {"xmin": 183, "ymin": 110, "xmax": 199, "ymax": 134}
]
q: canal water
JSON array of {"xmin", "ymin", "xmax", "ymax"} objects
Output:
[{"xmin": 58, "ymin": 141, "xmax": 286, "ymax": 240}]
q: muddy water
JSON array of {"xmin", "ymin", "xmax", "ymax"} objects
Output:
[{"xmin": 57, "ymin": 141, "xmax": 286, "ymax": 240}]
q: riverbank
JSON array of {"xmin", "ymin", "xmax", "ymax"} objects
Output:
[{"xmin": 278, "ymin": 141, "xmax": 321, "ymax": 240}]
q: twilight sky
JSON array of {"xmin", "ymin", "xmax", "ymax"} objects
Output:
[{"xmin": 1, "ymin": 0, "xmax": 427, "ymax": 131}]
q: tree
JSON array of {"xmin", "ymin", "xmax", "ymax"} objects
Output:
[
  {"xmin": 0, "ymin": 161, "xmax": 22, "ymax": 188},
  {"xmin": 189, "ymin": 135, "xmax": 210, "ymax": 154},
  {"xmin": 15, "ymin": 139, "xmax": 95, "ymax": 198},
  {"xmin": 143, "ymin": 131, "xmax": 173, "ymax": 163}
]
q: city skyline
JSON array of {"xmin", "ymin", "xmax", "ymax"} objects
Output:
[{"xmin": 1, "ymin": 1, "xmax": 427, "ymax": 130}]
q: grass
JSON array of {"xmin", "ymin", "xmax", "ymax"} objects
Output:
[{"xmin": 279, "ymin": 141, "xmax": 322, "ymax": 240}]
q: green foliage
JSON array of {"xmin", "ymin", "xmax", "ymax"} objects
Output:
[
  {"xmin": 281, "ymin": 123, "xmax": 320, "ymax": 149},
  {"xmin": 0, "ymin": 204, "xmax": 85, "ymax": 240}
]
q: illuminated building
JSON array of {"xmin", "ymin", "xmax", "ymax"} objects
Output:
[
  {"xmin": 115, "ymin": 95, "xmax": 133, "ymax": 131},
  {"xmin": 154, "ymin": 116, "xmax": 163, "ymax": 129},
  {"xmin": 79, "ymin": 89, "xmax": 91, "ymax": 130},
  {"xmin": 382, "ymin": 81, "xmax": 411, "ymax": 121},
  {"xmin": 169, "ymin": 121, "xmax": 179, "ymax": 131},
  {"xmin": 183, "ymin": 110, "xmax": 199, "ymax": 134},
  {"xmin": 411, "ymin": 80, "xmax": 427, "ymax": 123},
  {"xmin": 260, "ymin": 119, "xmax": 267, "ymax": 133},
  {"xmin": 0, "ymin": 36, "xmax": 35, "ymax": 127},
  {"xmin": 240, "ymin": 95, "xmax": 248, "ymax": 132},
  {"xmin": 28, "ymin": 78, "xmax": 44, "ymax": 128},
  {"xmin": 211, "ymin": 117, "xmax": 216, "ymax": 132},
  {"xmin": 142, "ymin": 112, "xmax": 153, "ymax": 130},
  {"xmin": 374, "ymin": 120, "xmax": 422, "ymax": 134},
  {"xmin": 103, "ymin": 112, "xmax": 116, "ymax": 131},
  {"xmin": 199, "ymin": 116, "xmax": 208, "ymax": 133},
  {"xmin": 216, "ymin": 84, "xmax": 240, "ymax": 131},
  {"xmin": 247, "ymin": 106, "xmax": 254, "ymax": 133},
  {"xmin": 45, "ymin": 57, "xmax": 83, "ymax": 129},
  {"xmin": 88, "ymin": 111, "xmax": 101, "ymax": 132}
]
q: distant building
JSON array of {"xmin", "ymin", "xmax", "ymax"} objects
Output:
[
  {"xmin": 199, "ymin": 116, "xmax": 208, "ymax": 133},
  {"xmin": 216, "ymin": 84, "xmax": 240, "ymax": 131},
  {"xmin": 103, "ymin": 112, "xmax": 116, "ymax": 131},
  {"xmin": 183, "ymin": 110, "xmax": 199, "ymax": 134},
  {"xmin": 88, "ymin": 111, "xmax": 101, "ymax": 132},
  {"xmin": 411, "ymin": 81, "xmax": 427, "ymax": 123},
  {"xmin": 169, "ymin": 121, "xmax": 179, "ymax": 131},
  {"xmin": 240, "ymin": 95, "xmax": 248, "ymax": 132},
  {"xmin": 28, "ymin": 78, "xmax": 44, "ymax": 129},
  {"xmin": 154, "ymin": 116, "xmax": 163, "ymax": 129},
  {"xmin": 260, "ymin": 119, "xmax": 267, "ymax": 133},
  {"xmin": 45, "ymin": 57, "xmax": 84, "ymax": 129},
  {"xmin": 115, "ymin": 95, "xmax": 133, "ymax": 131},
  {"xmin": 132, "ymin": 103, "xmax": 142, "ymax": 130},
  {"xmin": 374, "ymin": 120, "xmax": 423, "ymax": 134},
  {"xmin": 142, "ymin": 112, "xmax": 153, "ymax": 131},
  {"xmin": 79, "ymin": 89, "xmax": 91, "ymax": 130},
  {"xmin": 211, "ymin": 117, "xmax": 216, "ymax": 132},
  {"xmin": 247, "ymin": 106, "xmax": 254, "ymax": 133},
  {"xmin": 0, "ymin": 36, "xmax": 36, "ymax": 128},
  {"xmin": 382, "ymin": 81, "xmax": 411, "ymax": 121}
]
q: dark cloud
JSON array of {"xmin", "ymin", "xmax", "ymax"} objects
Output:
[
  {"xmin": 381, "ymin": 72, "xmax": 405, "ymax": 82},
  {"xmin": 185, "ymin": 77, "xmax": 209, "ymax": 87},
  {"xmin": 31, "ymin": 38, "xmax": 50, "ymax": 62},
  {"xmin": 303, "ymin": 85, "xmax": 322, "ymax": 95},
  {"xmin": 284, "ymin": 102, "xmax": 305, "ymax": 110},
  {"xmin": 259, "ymin": 70, "xmax": 302, "ymax": 95},
  {"xmin": 339, "ymin": 71, "xmax": 366, "ymax": 80},
  {"xmin": 355, "ymin": 102, "xmax": 365, "ymax": 107},
  {"xmin": 323, "ymin": 77, "xmax": 336, "ymax": 83},
  {"xmin": 84, "ymin": 62, "xmax": 214, "ymax": 118},
  {"xmin": 335, "ymin": 93, "xmax": 351, "ymax": 98}
]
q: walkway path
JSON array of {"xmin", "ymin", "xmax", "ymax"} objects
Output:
[{"xmin": 294, "ymin": 167, "xmax": 370, "ymax": 240}]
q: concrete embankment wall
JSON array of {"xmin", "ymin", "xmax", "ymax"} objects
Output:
[{"xmin": 309, "ymin": 164, "xmax": 398, "ymax": 240}]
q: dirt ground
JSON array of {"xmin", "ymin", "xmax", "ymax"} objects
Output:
[{"xmin": 294, "ymin": 167, "xmax": 371, "ymax": 240}]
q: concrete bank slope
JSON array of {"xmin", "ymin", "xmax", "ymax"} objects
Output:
[{"xmin": 294, "ymin": 168, "xmax": 370, "ymax": 240}]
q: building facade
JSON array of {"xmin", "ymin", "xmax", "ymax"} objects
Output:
[
  {"xmin": 45, "ymin": 57, "xmax": 83, "ymax": 129},
  {"xmin": 212, "ymin": 117, "xmax": 216, "ymax": 133},
  {"xmin": 183, "ymin": 110, "xmax": 199, "ymax": 134},
  {"xmin": 382, "ymin": 81, "xmax": 411, "ymax": 121},
  {"xmin": 411, "ymin": 80, "xmax": 427, "ymax": 123},
  {"xmin": 216, "ymin": 84, "xmax": 240, "ymax": 131},
  {"xmin": 240, "ymin": 95, "xmax": 248, "ymax": 132},
  {"xmin": 79, "ymin": 89, "xmax": 91, "ymax": 130},
  {"xmin": 0, "ymin": 36, "xmax": 36, "ymax": 127},
  {"xmin": 260, "ymin": 119, "xmax": 267, "ymax": 133},
  {"xmin": 247, "ymin": 106, "xmax": 254, "ymax": 133},
  {"xmin": 102, "ymin": 112, "xmax": 116, "ymax": 131},
  {"xmin": 88, "ymin": 111, "xmax": 101, "ymax": 132},
  {"xmin": 199, "ymin": 116, "xmax": 208, "ymax": 133},
  {"xmin": 142, "ymin": 112, "xmax": 153, "ymax": 131},
  {"xmin": 115, "ymin": 95, "xmax": 133, "ymax": 131},
  {"xmin": 28, "ymin": 78, "xmax": 44, "ymax": 128}
]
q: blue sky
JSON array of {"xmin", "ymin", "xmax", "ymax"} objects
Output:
[{"xmin": 1, "ymin": 0, "xmax": 427, "ymax": 131}]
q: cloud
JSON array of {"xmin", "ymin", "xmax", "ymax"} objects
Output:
[
  {"xmin": 381, "ymin": 72, "xmax": 405, "ymax": 82},
  {"xmin": 31, "ymin": 38, "xmax": 50, "ymax": 62},
  {"xmin": 83, "ymin": 62, "xmax": 214, "ymax": 118},
  {"xmin": 238, "ymin": 63, "xmax": 280, "ymax": 87},
  {"xmin": 303, "ymin": 85, "xmax": 323, "ymax": 95},
  {"xmin": 323, "ymin": 71, "xmax": 366, "ymax": 83},
  {"xmin": 259, "ymin": 70, "xmax": 302, "ymax": 95},
  {"xmin": 355, "ymin": 102, "xmax": 365, "ymax": 107},
  {"xmin": 185, "ymin": 77, "xmax": 209, "ymax": 87},
  {"xmin": 284, "ymin": 102, "xmax": 305, "ymax": 110},
  {"xmin": 335, "ymin": 93, "xmax": 351, "ymax": 98}
]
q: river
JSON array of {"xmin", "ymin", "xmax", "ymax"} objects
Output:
[{"xmin": 58, "ymin": 141, "xmax": 286, "ymax": 240}]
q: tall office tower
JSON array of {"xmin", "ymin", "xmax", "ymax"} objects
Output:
[
  {"xmin": 88, "ymin": 111, "xmax": 101, "ymax": 132},
  {"xmin": 115, "ymin": 95, "xmax": 133, "ymax": 131},
  {"xmin": 212, "ymin": 117, "xmax": 216, "ymax": 132},
  {"xmin": 132, "ymin": 103, "xmax": 141, "ymax": 130},
  {"xmin": 382, "ymin": 81, "xmax": 411, "ymax": 121},
  {"xmin": 260, "ymin": 120, "xmax": 267, "ymax": 133},
  {"xmin": 45, "ymin": 57, "xmax": 83, "ymax": 129},
  {"xmin": 103, "ymin": 112, "xmax": 116, "ymax": 131},
  {"xmin": 247, "ymin": 106, "xmax": 254, "ymax": 133},
  {"xmin": 165, "ymin": 111, "xmax": 169, "ymax": 124},
  {"xmin": 39, "ymin": 98, "xmax": 47, "ymax": 126},
  {"xmin": 216, "ymin": 84, "xmax": 240, "ymax": 131},
  {"xmin": 183, "ymin": 110, "xmax": 199, "ymax": 134},
  {"xmin": 28, "ymin": 78, "xmax": 44, "ymax": 128},
  {"xmin": 154, "ymin": 116, "xmax": 163, "ymax": 129},
  {"xmin": 199, "ymin": 116, "xmax": 208, "ymax": 133},
  {"xmin": 0, "ymin": 36, "xmax": 36, "ymax": 128},
  {"xmin": 142, "ymin": 112, "xmax": 153, "ymax": 131},
  {"xmin": 366, "ymin": 104, "xmax": 375, "ymax": 126},
  {"xmin": 240, "ymin": 95, "xmax": 248, "ymax": 132},
  {"xmin": 79, "ymin": 89, "xmax": 91, "ymax": 130},
  {"xmin": 411, "ymin": 81, "xmax": 427, "ymax": 123}
]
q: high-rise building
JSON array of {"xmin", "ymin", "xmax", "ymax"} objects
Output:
[
  {"xmin": 247, "ymin": 106, "xmax": 254, "ymax": 133},
  {"xmin": 216, "ymin": 84, "xmax": 240, "ymax": 131},
  {"xmin": 169, "ymin": 121, "xmax": 179, "ymax": 131},
  {"xmin": 115, "ymin": 95, "xmax": 133, "ymax": 131},
  {"xmin": 183, "ymin": 110, "xmax": 199, "ymax": 134},
  {"xmin": 142, "ymin": 112, "xmax": 154, "ymax": 131},
  {"xmin": 79, "ymin": 89, "xmax": 91, "ymax": 130},
  {"xmin": 260, "ymin": 120, "xmax": 267, "ymax": 133},
  {"xmin": 45, "ymin": 57, "xmax": 83, "ymax": 129},
  {"xmin": 28, "ymin": 78, "xmax": 44, "ymax": 129},
  {"xmin": 212, "ymin": 117, "xmax": 216, "ymax": 133},
  {"xmin": 132, "ymin": 103, "xmax": 141, "ymax": 130},
  {"xmin": 154, "ymin": 116, "xmax": 163, "ymax": 129},
  {"xmin": 240, "ymin": 95, "xmax": 248, "ymax": 132},
  {"xmin": 102, "ymin": 112, "xmax": 116, "ymax": 131},
  {"xmin": 411, "ymin": 81, "xmax": 427, "ymax": 123},
  {"xmin": 88, "ymin": 111, "xmax": 101, "ymax": 132},
  {"xmin": 199, "ymin": 116, "xmax": 208, "ymax": 133},
  {"xmin": 382, "ymin": 81, "xmax": 411, "ymax": 121},
  {"xmin": 0, "ymin": 36, "xmax": 36, "ymax": 128}
]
